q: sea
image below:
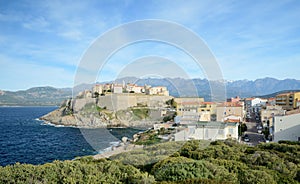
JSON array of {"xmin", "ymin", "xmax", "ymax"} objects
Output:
[{"xmin": 0, "ymin": 106, "xmax": 143, "ymax": 166}]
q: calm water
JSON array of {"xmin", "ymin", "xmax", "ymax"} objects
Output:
[{"xmin": 0, "ymin": 107, "xmax": 142, "ymax": 166}]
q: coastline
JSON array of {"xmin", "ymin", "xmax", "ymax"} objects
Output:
[
  {"xmin": 38, "ymin": 117, "xmax": 148, "ymax": 159},
  {"xmin": 0, "ymin": 105, "xmax": 59, "ymax": 107}
]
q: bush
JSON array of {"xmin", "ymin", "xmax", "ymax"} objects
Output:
[{"xmin": 0, "ymin": 157, "xmax": 155, "ymax": 183}]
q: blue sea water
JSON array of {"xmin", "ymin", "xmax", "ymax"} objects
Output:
[{"xmin": 0, "ymin": 106, "xmax": 142, "ymax": 166}]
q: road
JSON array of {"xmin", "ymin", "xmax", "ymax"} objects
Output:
[{"xmin": 243, "ymin": 121, "xmax": 265, "ymax": 146}]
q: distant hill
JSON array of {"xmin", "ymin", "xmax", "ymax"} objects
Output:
[
  {"xmin": 0, "ymin": 87, "xmax": 72, "ymax": 106},
  {"xmin": 116, "ymin": 77, "xmax": 300, "ymax": 100},
  {"xmin": 1, "ymin": 77, "xmax": 300, "ymax": 106},
  {"xmin": 256, "ymin": 89, "xmax": 300, "ymax": 99}
]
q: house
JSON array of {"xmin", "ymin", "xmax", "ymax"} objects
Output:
[
  {"xmin": 276, "ymin": 92, "xmax": 300, "ymax": 110},
  {"xmin": 273, "ymin": 112, "xmax": 300, "ymax": 142},
  {"xmin": 145, "ymin": 86, "xmax": 169, "ymax": 96},
  {"xmin": 132, "ymin": 86, "xmax": 145, "ymax": 93},
  {"xmin": 260, "ymin": 105, "xmax": 285, "ymax": 127},
  {"xmin": 112, "ymin": 85, "xmax": 123, "ymax": 94},
  {"xmin": 103, "ymin": 83, "xmax": 112, "ymax": 92},
  {"xmin": 174, "ymin": 121, "xmax": 239, "ymax": 141},
  {"xmin": 92, "ymin": 84, "xmax": 103, "ymax": 95},
  {"xmin": 244, "ymin": 98, "xmax": 267, "ymax": 113},
  {"xmin": 227, "ymin": 96, "xmax": 241, "ymax": 103},
  {"xmin": 175, "ymin": 97, "xmax": 205, "ymax": 116},
  {"xmin": 126, "ymin": 84, "xmax": 145, "ymax": 93},
  {"xmin": 267, "ymin": 98, "xmax": 276, "ymax": 106},
  {"xmin": 197, "ymin": 102, "xmax": 217, "ymax": 114},
  {"xmin": 174, "ymin": 98, "xmax": 207, "ymax": 123},
  {"xmin": 216, "ymin": 102, "xmax": 244, "ymax": 122}
]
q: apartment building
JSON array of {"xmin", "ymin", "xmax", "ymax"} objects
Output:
[
  {"xmin": 276, "ymin": 92, "xmax": 300, "ymax": 110},
  {"xmin": 216, "ymin": 102, "xmax": 244, "ymax": 122}
]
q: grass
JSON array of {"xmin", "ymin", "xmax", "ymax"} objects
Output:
[{"xmin": 131, "ymin": 108, "xmax": 150, "ymax": 120}]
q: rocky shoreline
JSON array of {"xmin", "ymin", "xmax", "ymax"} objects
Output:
[{"xmin": 40, "ymin": 105, "xmax": 158, "ymax": 128}]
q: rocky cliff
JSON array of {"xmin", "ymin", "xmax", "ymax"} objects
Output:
[{"xmin": 40, "ymin": 95, "xmax": 171, "ymax": 128}]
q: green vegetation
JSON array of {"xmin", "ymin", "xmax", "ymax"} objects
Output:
[
  {"xmin": 238, "ymin": 123, "xmax": 247, "ymax": 136},
  {"xmin": 134, "ymin": 129, "xmax": 162, "ymax": 145},
  {"xmin": 111, "ymin": 141, "xmax": 186, "ymax": 170},
  {"xmin": 1, "ymin": 140, "xmax": 299, "ymax": 183},
  {"xmin": 166, "ymin": 98, "xmax": 177, "ymax": 108},
  {"xmin": 81, "ymin": 103, "xmax": 98, "ymax": 113},
  {"xmin": 94, "ymin": 92, "xmax": 100, "ymax": 98},
  {"xmin": 0, "ymin": 157, "xmax": 154, "ymax": 184},
  {"xmin": 262, "ymin": 127, "xmax": 270, "ymax": 139},
  {"xmin": 163, "ymin": 112, "xmax": 176, "ymax": 122},
  {"xmin": 96, "ymin": 105, "xmax": 106, "ymax": 112},
  {"xmin": 131, "ymin": 107, "xmax": 150, "ymax": 120}
]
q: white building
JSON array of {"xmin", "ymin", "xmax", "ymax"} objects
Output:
[
  {"xmin": 261, "ymin": 105, "xmax": 285, "ymax": 127},
  {"xmin": 174, "ymin": 122, "xmax": 239, "ymax": 141},
  {"xmin": 113, "ymin": 85, "xmax": 123, "ymax": 94},
  {"xmin": 145, "ymin": 86, "xmax": 169, "ymax": 96},
  {"xmin": 273, "ymin": 113, "xmax": 300, "ymax": 142},
  {"xmin": 92, "ymin": 84, "xmax": 103, "ymax": 95},
  {"xmin": 126, "ymin": 84, "xmax": 145, "ymax": 93},
  {"xmin": 245, "ymin": 98, "xmax": 267, "ymax": 112}
]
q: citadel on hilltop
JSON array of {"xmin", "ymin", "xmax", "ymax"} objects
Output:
[{"xmin": 78, "ymin": 82, "xmax": 169, "ymax": 98}]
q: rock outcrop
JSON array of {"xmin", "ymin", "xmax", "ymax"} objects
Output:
[{"xmin": 40, "ymin": 95, "xmax": 170, "ymax": 128}]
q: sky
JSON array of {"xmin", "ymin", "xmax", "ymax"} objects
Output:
[{"xmin": 0, "ymin": 0, "xmax": 300, "ymax": 91}]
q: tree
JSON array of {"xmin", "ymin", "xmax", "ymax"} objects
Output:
[{"xmin": 94, "ymin": 92, "xmax": 99, "ymax": 98}]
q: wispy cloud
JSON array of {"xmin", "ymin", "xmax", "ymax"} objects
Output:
[
  {"xmin": 22, "ymin": 16, "xmax": 50, "ymax": 31},
  {"xmin": 0, "ymin": 0, "xmax": 300, "ymax": 90}
]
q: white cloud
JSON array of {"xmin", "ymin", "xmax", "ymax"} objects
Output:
[
  {"xmin": 22, "ymin": 16, "xmax": 50, "ymax": 31},
  {"xmin": 59, "ymin": 30, "xmax": 83, "ymax": 41}
]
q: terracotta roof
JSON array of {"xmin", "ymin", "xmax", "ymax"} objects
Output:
[
  {"xmin": 201, "ymin": 102, "xmax": 215, "ymax": 105},
  {"xmin": 224, "ymin": 119, "xmax": 241, "ymax": 123}
]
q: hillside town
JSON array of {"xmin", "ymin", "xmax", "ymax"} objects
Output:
[
  {"xmin": 77, "ymin": 83, "xmax": 300, "ymax": 145},
  {"xmin": 78, "ymin": 82, "xmax": 169, "ymax": 98}
]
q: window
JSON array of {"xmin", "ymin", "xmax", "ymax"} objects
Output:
[{"xmin": 229, "ymin": 128, "xmax": 234, "ymax": 134}]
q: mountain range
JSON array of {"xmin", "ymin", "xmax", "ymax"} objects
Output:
[{"xmin": 1, "ymin": 77, "xmax": 300, "ymax": 106}]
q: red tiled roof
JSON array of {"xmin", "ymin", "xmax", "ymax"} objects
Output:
[
  {"xmin": 224, "ymin": 119, "xmax": 240, "ymax": 123},
  {"xmin": 178, "ymin": 102, "xmax": 201, "ymax": 105},
  {"xmin": 201, "ymin": 102, "xmax": 215, "ymax": 105}
]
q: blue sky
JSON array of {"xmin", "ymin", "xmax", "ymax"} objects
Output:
[{"xmin": 0, "ymin": 0, "xmax": 300, "ymax": 90}]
